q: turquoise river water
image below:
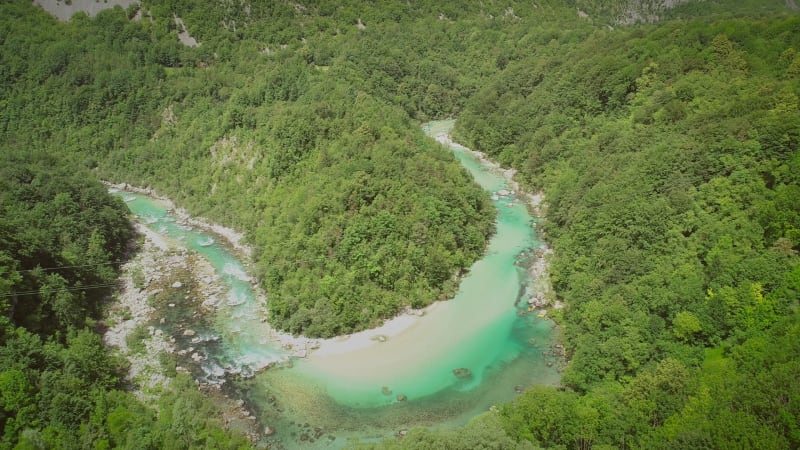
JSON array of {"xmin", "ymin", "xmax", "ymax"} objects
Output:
[{"xmin": 112, "ymin": 120, "xmax": 559, "ymax": 448}]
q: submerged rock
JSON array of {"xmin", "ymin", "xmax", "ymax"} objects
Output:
[{"xmin": 452, "ymin": 367, "xmax": 472, "ymax": 379}]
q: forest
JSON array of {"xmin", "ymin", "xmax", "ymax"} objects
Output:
[
  {"xmin": 1, "ymin": 0, "xmax": 798, "ymax": 448},
  {"xmin": 0, "ymin": 150, "xmax": 251, "ymax": 447}
]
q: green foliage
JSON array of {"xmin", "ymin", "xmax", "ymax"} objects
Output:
[
  {"xmin": 131, "ymin": 266, "xmax": 145, "ymax": 290},
  {"xmin": 647, "ymin": 313, "xmax": 800, "ymax": 449},
  {"xmin": 0, "ymin": 149, "xmax": 133, "ymax": 336},
  {"xmin": 359, "ymin": 411, "xmax": 520, "ymax": 450},
  {"xmin": 0, "ymin": 174, "xmax": 251, "ymax": 450},
  {"xmin": 125, "ymin": 324, "xmax": 149, "ymax": 355},
  {"xmin": 673, "ymin": 311, "xmax": 702, "ymax": 342},
  {"xmin": 247, "ymin": 96, "xmax": 495, "ymax": 336},
  {"xmin": 0, "ymin": 82, "xmax": 250, "ymax": 445},
  {"xmin": 500, "ymin": 386, "xmax": 581, "ymax": 447},
  {"xmin": 4, "ymin": 0, "xmax": 800, "ymax": 448},
  {"xmin": 453, "ymin": 8, "xmax": 800, "ymax": 449},
  {"xmin": 153, "ymin": 375, "xmax": 251, "ymax": 450},
  {"xmin": 2, "ymin": 0, "xmax": 505, "ymax": 337}
]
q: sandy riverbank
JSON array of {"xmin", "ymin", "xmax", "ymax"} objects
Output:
[{"xmin": 308, "ymin": 303, "xmax": 439, "ymax": 357}]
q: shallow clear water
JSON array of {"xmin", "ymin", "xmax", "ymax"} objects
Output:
[
  {"xmin": 113, "ymin": 120, "xmax": 559, "ymax": 447},
  {"xmin": 110, "ymin": 193, "xmax": 289, "ymax": 382}
]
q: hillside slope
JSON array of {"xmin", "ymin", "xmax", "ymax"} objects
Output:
[{"xmin": 450, "ymin": 11, "xmax": 800, "ymax": 449}]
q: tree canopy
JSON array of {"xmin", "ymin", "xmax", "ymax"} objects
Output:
[{"xmin": 2, "ymin": 0, "xmax": 799, "ymax": 447}]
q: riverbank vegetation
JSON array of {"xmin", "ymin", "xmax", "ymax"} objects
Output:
[
  {"xmin": 2, "ymin": 0, "xmax": 799, "ymax": 447},
  {"xmin": 0, "ymin": 151, "xmax": 250, "ymax": 448},
  {"xmin": 451, "ymin": 8, "xmax": 800, "ymax": 450}
]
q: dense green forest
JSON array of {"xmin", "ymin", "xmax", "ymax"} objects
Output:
[
  {"xmin": 1, "ymin": 0, "xmax": 502, "ymax": 338},
  {"xmin": 2, "ymin": 0, "xmax": 799, "ymax": 448},
  {"xmin": 451, "ymin": 11, "xmax": 800, "ymax": 448},
  {"xmin": 0, "ymin": 151, "xmax": 250, "ymax": 448}
]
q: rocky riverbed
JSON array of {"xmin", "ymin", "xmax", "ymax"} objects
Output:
[
  {"xmin": 103, "ymin": 223, "xmax": 275, "ymax": 443},
  {"xmin": 103, "ymin": 230, "xmax": 222, "ymax": 396}
]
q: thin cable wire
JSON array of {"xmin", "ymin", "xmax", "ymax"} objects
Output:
[
  {"xmin": 16, "ymin": 261, "xmax": 126, "ymax": 273},
  {"xmin": 0, "ymin": 282, "xmax": 121, "ymax": 298}
]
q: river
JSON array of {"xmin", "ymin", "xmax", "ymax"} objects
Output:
[{"xmin": 112, "ymin": 120, "xmax": 559, "ymax": 447}]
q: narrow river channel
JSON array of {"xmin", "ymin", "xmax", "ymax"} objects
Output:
[{"xmin": 112, "ymin": 120, "xmax": 559, "ymax": 447}]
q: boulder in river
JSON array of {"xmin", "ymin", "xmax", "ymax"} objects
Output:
[{"xmin": 452, "ymin": 368, "xmax": 472, "ymax": 379}]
